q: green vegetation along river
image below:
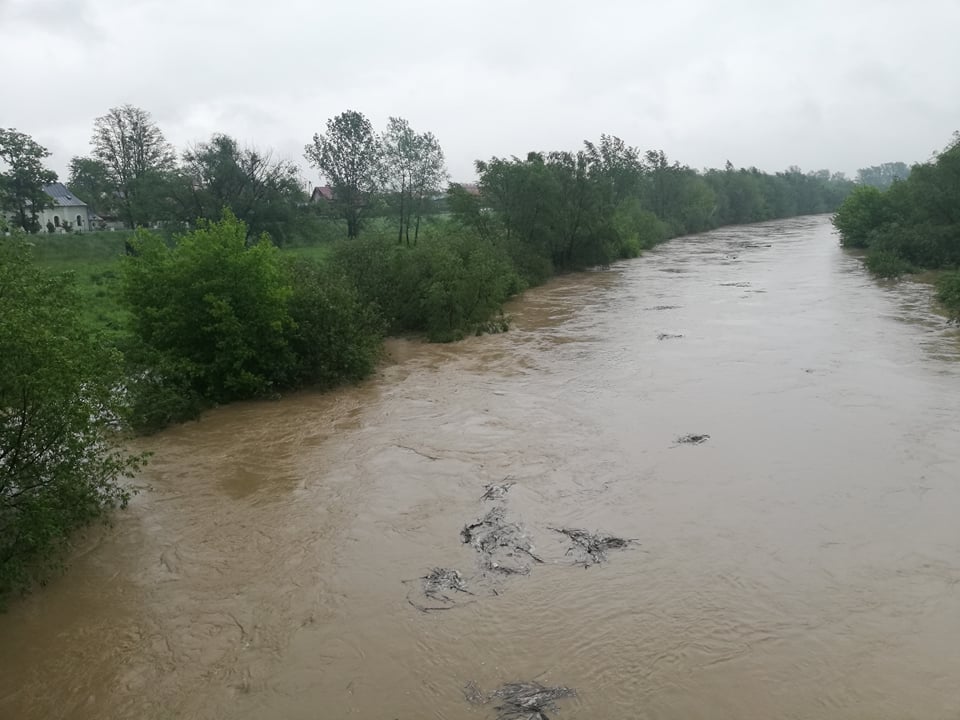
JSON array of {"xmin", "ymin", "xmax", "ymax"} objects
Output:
[{"xmin": 2, "ymin": 214, "xmax": 959, "ymax": 719}]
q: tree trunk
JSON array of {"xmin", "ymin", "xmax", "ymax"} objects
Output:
[
  {"xmin": 397, "ymin": 179, "xmax": 406, "ymax": 244},
  {"xmin": 414, "ymin": 192, "xmax": 425, "ymax": 245}
]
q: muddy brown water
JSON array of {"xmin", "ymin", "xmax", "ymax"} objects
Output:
[{"xmin": 3, "ymin": 215, "xmax": 960, "ymax": 719}]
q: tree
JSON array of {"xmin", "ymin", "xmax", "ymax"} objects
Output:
[
  {"xmin": 91, "ymin": 105, "xmax": 176, "ymax": 228},
  {"xmin": 380, "ymin": 118, "xmax": 448, "ymax": 244},
  {"xmin": 832, "ymin": 185, "xmax": 892, "ymax": 248},
  {"xmin": 0, "ymin": 235, "xmax": 143, "ymax": 599},
  {"xmin": 408, "ymin": 130, "xmax": 446, "ymax": 244},
  {"xmin": 857, "ymin": 162, "xmax": 910, "ymax": 190},
  {"xmin": 304, "ymin": 110, "xmax": 381, "ymax": 238},
  {"xmin": 178, "ymin": 134, "xmax": 304, "ymax": 243},
  {"xmin": 381, "ymin": 117, "xmax": 418, "ymax": 243},
  {"xmin": 121, "ymin": 212, "xmax": 296, "ymax": 404},
  {"xmin": 0, "ymin": 129, "xmax": 57, "ymax": 233},
  {"xmin": 67, "ymin": 156, "xmax": 116, "ymax": 219}
]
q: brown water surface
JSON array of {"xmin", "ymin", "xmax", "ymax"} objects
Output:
[{"xmin": 3, "ymin": 215, "xmax": 960, "ymax": 719}]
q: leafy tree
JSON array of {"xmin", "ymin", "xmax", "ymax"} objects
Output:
[
  {"xmin": 0, "ymin": 129, "xmax": 57, "ymax": 233},
  {"xmin": 381, "ymin": 117, "xmax": 418, "ymax": 243},
  {"xmin": 121, "ymin": 212, "xmax": 295, "ymax": 404},
  {"xmin": 304, "ymin": 110, "xmax": 381, "ymax": 238},
  {"xmin": 0, "ymin": 235, "xmax": 143, "ymax": 599},
  {"xmin": 67, "ymin": 156, "xmax": 116, "ymax": 219},
  {"xmin": 91, "ymin": 105, "xmax": 176, "ymax": 228},
  {"xmin": 178, "ymin": 134, "xmax": 304, "ymax": 243},
  {"xmin": 857, "ymin": 162, "xmax": 910, "ymax": 190},
  {"xmin": 408, "ymin": 130, "xmax": 447, "ymax": 244}
]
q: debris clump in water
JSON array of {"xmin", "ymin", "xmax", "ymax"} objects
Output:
[
  {"xmin": 465, "ymin": 680, "xmax": 577, "ymax": 720},
  {"xmin": 550, "ymin": 527, "xmax": 638, "ymax": 566},
  {"xmin": 461, "ymin": 507, "xmax": 543, "ymax": 575},
  {"xmin": 480, "ymin": 479, "xmax": 516, "ymax": 501},
  {"xmin": 657, "ymin": 332, "xmax": 684, "ymax": 341},
  {"xmin": 676, "ymin": 433, "xmax": 710, "ymax": 445},
  {"xmin": 405, "ymin": 567, "xmax": 473, "ymax": 612}
]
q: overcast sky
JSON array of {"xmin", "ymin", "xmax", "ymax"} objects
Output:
[{"xmin": 2, "ymin": 0, "xmax": 958, "ymax": 186}]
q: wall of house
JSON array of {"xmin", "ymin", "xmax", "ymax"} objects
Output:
[{"xmin": 38, "ymin": 204, "xmax": 93, "ymax": 233}]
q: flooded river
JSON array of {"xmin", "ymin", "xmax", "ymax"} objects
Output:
[{"xmin": 3, "ymin": 215, "xmax": 960, "ymax": 719}]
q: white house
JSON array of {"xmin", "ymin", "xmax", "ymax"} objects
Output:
[{"xmin": 38, "ymin": 183, "xmax": 95, "ymax": 233}]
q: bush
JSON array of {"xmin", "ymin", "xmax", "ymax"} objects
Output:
[
  {"xmin": 833, "ymin": 185, "xmax": 891, "ymax": 248},
  {"xmin": 936, "ymin": 270, "xmax": 960, "ymax": 320},
  {"xmin": 119, "ymin": 213, "xmax": 387, "ymax": 431},
  {"xmin": 864, "ymin": 247, "xmax": 914, "ymax": 278},
  {"xmin": 121, "ymin": 212, "xmax": 296, "ymax": 404},
  {"xmin": 284, "ymin": 257, "xmax": 384, "ymax": 387},
  {"xmin": 334, "ymin": 232, "xmax": 521, "ymax": 342},
  {"xmin": 0, "ymin": 236, "xmax": 144, "ymax": 600}
]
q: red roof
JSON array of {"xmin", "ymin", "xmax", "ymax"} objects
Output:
[{"xmin": 311, "ymin": 185, "xmax": 335, "ymax": 202}]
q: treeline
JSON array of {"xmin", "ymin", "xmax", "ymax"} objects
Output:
[
  {"xmin": 833, "ymin": 133, "xmax": 960, "ymax": 317},
  {"xmin": 448, "ymin": 142, "xmax": 851, "ymax": 280}
]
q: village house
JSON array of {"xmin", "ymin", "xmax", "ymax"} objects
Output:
[
  {"xmin": 38, "ymin": 183, "xmax": 96, "ymax": 233},
  {"xmin": 310, "ymin": 185, "xmax": 335, "ymax": 203}
]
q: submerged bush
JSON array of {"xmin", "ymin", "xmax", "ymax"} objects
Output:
[
  {"xmin": 936, "ymin": 270, "xmax": 960, "ymax": 320},
  {"xmin": 284, "ymin": 256, "xmax": 384, "ymax": 387},
  {"xmin": 334, "ymin": 232, "xmax": 521, "ymax": 342},
  {"xmin": 120, "ymin": 213, "xmax": 385, "ymax": 431},
  {"xmin": 1, "ymin": 236, "xmax": 143, "ymax": 599},
  {"xmin": 864, "ymin": 248, "xmax": 914, "ymax": 278}
]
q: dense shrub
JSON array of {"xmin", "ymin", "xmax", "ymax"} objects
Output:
[
  {"xmin": 864, "ymin": 248, "xmax": 914, "ymax": 278},
  {"xmin": 833, "ymin": 134, "xmax": 960, "ymax": 278},
  {"xmin": 936, "ymin": 270, "xmax": 960, "ymax": 320},
  {"xmin": 334, "ymin": 232, "xmax": 521, "ymax": 342},
  {"xmin": 0, "ymin": 236, "xmax": 143, "ymax": 599},
  {"xmin": 120, "ymin": 214, "xmax": 385, "ymax": 431},
  {"xmin": 122, "ymin": 212, "xmax": 296, "ymax": 404},
  {"xmin": 284, "ymin": 256, "xmax": 384, "ymax": 386},
  {"xmin": 833, "ymin": 185, "xmax": 891, "ymax": 248}
]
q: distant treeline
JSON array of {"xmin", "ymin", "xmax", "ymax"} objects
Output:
[
  {"xmin": 833, "ymin": 133, "xmax": 960, "ymax": 317},
  {"xmin": 2, "ymin": 105, "xmax": 854, "ymax": 247}
]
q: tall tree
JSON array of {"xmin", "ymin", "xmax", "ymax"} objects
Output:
[
  {"xmin": 381, "ymin": 118, "xmax": 447, "ymax": 244},
  {"xmin": 0, "ymin": 129, "xmax": 57, "ymax": 233},
  {"xmin": 409, "ymin": 130, "xmax": 446, "ymax": 244},
  {"xmin": 304, "ymin": 110, "xmax": 380, "ymax": 238},
  {"xmin": 381, "ymin": 117, "xmax": 418, "ymax": 243},
  {"xmin": 857, "ymin": 162, "xmax": 910, "ymax": 190},
  {"xmin": 179, "ymin": 134, "xmax": 304, "ymax": 243},
  {"xmin": 91, "ymin": 105, "xmax": 175, "ymax": 228},
  {"xmin": 67, "ymin": 156, "xmax": 116, "ymax": 219}
]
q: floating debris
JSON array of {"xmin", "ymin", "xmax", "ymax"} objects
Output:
[
  {"xmin": 405, "ymin": 567, "xmax": 473, "ymax": 612},
  {"xmin": 676, "ymin": 433, "xmax": 710, "ymax": 445},
  {"xmin": 461, "ymin": 507, "xmax": 543, "ymax": 575},
  {"xmin": 657, "ymin": 332, "xmax": 684, "ymax": 341},
  {"xmin": 465, "ymin": 680, "xmax": 577, "ymax": 720},
  {"xmin": 550, "ymin": 527, "xmax": 638, "ymax": 566},
  {"xmin": 422, "ymin": 567, "xmax": 470, "ymax": 600},
  {"xmin": 646, "ymin": 304, "xmax": 681, "ymax": 311},
  {"xmin": 719, "ymin": 281, "xmax": 751, "ymax": 287},
  {"xmin": 480, "ymin": 479, "xmax": 516, "ymax": 501}
]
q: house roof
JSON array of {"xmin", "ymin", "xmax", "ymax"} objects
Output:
[
  {"xmin": 43, "ymin": 183, "xmax": 88, "ymax": 208},
  {"xmin": 311, "ymin": 185, "xmax": 335, "ymax": 201}
]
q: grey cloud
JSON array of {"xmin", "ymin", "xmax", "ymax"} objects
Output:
[{"xmin": 2, "ymin": 0, "xmax": 959, "ymax": 183}]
